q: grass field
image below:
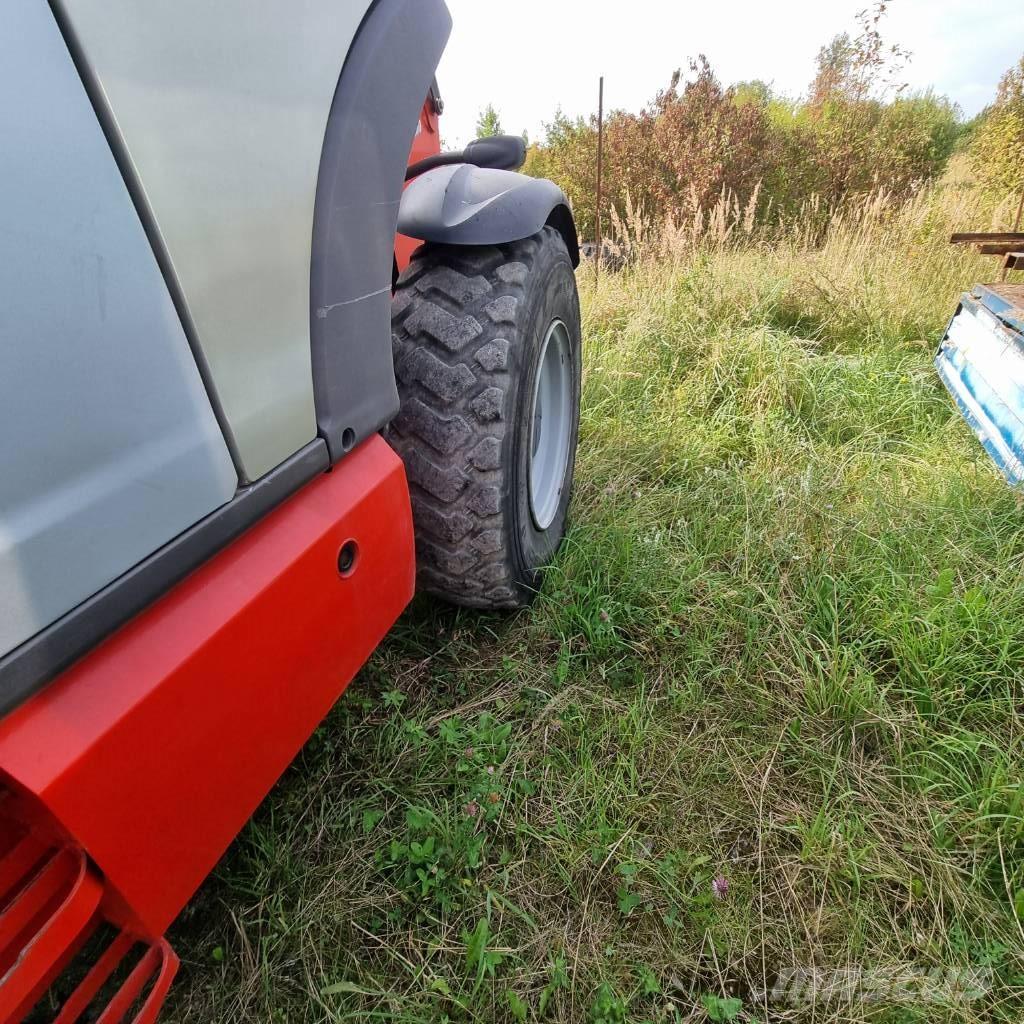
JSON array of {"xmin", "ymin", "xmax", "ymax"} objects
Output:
[{"xmin": 164, "ymin": 180, "xmax": 1024, "ymax": 1023}]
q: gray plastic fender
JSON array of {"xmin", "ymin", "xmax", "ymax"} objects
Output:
[{"xmin": 397, "ymin": 164, "xmax": 580, "ymax": 266}]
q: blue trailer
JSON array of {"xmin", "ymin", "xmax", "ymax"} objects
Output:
[{"xmin": 937, "ymin": 283, "xmax": 1024, "ymax": 485}]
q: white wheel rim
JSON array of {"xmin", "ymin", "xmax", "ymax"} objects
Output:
[{"xmin": 528, "ymin": 319, "xmax": 572, "ymax": 531}]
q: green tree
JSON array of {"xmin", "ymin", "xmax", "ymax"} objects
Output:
[
  {"xmin": 970, "ymin": 55, "xmax": 1024, "ymax": 196},
  {"xmin": 809, "ymin": 2, "xmax": 909, "ymax": 106},
  {"xmin": 810, "ymin": 32, "xmax": 859, "ymax": 104},
  {"xmin": 731, "ymin": 80, "xmax": 773, "ymax": 108},
  {"xmin": 797, "ymin": 2, "xmax": 921, "ymax": 206},
  {"xmin": 475, "ymin": 103, "xmax": 503, "ymax": 138}
]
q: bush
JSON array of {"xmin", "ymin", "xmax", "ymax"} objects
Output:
[
  {"xmin": 525, "ymin": 6, "xmax": 966, "ymax": 242},
  {"xmin": 526, "ymin": 67, "xmax": 962, "ymax": 242},
  {"xmin": 532, "ymin": 60, "xmax": 778, "ymax": 242},
  {"xmin": 970, "ymin": 55, "xmax": 1024, "ymax": 197}
]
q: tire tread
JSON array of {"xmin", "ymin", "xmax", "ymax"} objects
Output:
[{"xmin": 388, "ymin": 229, "xmax": 565, "ymax": 608}]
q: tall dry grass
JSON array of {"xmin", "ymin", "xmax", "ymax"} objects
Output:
[{"xmin": 601, "ymin": 156, "xmax": 1019, "ymax": 267}]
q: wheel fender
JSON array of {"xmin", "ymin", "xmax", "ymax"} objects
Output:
[{"xmin": 398, "ymin": 164, "xmax": 580, "ymax": 266}]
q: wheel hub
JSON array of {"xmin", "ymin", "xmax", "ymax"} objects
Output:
[{"xmin": 528, "ymin": 319, "xmax": 572, "ymax": 531}]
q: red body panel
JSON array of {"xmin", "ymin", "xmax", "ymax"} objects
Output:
[
  {"xmin": 0, "ymin": 437, "xmax": 414, "ymax": 939},
  {"xmin": 394, "ymin": 99, "xmax": 442, "ymax": 272}
]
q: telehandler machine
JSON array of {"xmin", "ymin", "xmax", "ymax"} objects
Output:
[{"xmin": 0, "ymin": 3, "xmax": 581, "ymax": 1019}]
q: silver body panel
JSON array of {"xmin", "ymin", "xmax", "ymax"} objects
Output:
[
  {"xmin": 57, "ymin": 0, "xmax": 376, "ymax": 480},
  {"xmin": 0, "ymin": 1, "xmax": 238, "ymax": 659}
]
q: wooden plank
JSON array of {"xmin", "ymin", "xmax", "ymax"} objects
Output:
[
  {"xmin": 950, "ymin": 232, "xmax": 1024, "ymax": 244},
  {"xmin": 978, "ymin": 243, "xmax": 1024, "ymax": 255}
]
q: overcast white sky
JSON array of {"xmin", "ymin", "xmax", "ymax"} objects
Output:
[{"xmin": 436, "ymin": 0, "xmax": 1024, "ymax": 148}]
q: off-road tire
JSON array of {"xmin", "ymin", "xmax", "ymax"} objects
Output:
[{"xmin": 388, "ymin": 226, "xmax": 582, "ymax": 608}]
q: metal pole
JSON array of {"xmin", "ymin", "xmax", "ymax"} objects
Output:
[{"xmin": 595, "ymin": 76, "xmax": 604, "ymax": 283}]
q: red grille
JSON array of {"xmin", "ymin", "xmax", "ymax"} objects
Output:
[{"xmin": 0, "ymin": 799, "xmax": 177, "ymax": 1024}]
